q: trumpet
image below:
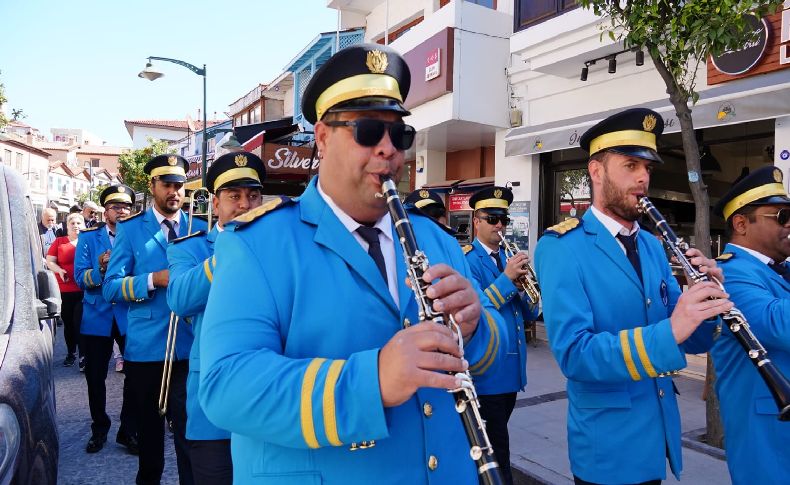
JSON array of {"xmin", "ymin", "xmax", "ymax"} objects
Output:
[
  {"xmin": 158, "ymin": 187, "xmax": 213, "ymax": 416},
  {"xmin": 498, "ymin": 231, "xmax": 540, "ymax": 305}
]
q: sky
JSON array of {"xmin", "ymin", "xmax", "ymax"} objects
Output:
[{"xmin": 0, "ymin": 0, "xmax": 340, "ymax": 146}]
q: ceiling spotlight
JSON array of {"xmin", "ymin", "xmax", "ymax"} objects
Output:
[
  {"xmin": 580, "ymin": 65, "xmax": 589, "ymax": 81},
  {"xmin": 635, "ymin": 49, "xmax": 645, "ymax": 66},
  {"xmin": 608, "ymin": 56, "xmax": 617, "ymax": 74}
]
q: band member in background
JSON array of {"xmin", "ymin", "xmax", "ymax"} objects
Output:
[
  {"xmin": 167, "ymin": 151, "xmax": 266, "ymax": 484},
  {"xmin": 463, "ymin": 185, "xmax": 539, "ymax": 484},
  {"xmin": 535, "ymin": 108, "xmax": 729, "ymax": 485},
  {"xmin": 74, "ymin": 184, "xmax": 138, "ymax": 454},
  {"xmin": 711, "ymin": 165, "xmax": 790, "ymax": 485},
  {"xmin": 199, "ymin": 44, "xmax": 507, "ymax": 483},
  {"xmin": 404, "ymin": 189, "xmax": 448, "ymax": 225},
  {"xmin": 103, "ymin": 155, "xmax": 203, "ymax": 485}
]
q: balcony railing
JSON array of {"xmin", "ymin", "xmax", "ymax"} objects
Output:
[{"xmin": 228, "ymin": 84, "xmax": 265, "ymax": 115}]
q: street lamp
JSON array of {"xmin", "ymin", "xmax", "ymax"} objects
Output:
[{"xmin": 138, "ymin": 56, "xmax": 208, "ymax": 187}]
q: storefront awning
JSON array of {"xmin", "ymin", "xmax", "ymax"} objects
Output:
[
  {"xmin": 505, "ymin": 70, "xmax": 790, "ymax": 157},
  {"xmin": 235, "ymin": 117, "xmax": 299, "ymax": 152},
  {"xmin": 421, "ymin": 179, "xmax": 462, "ymax": 191},
  {"xmin": 456, "ymin": 176, "xmax": 494, "ymax": 189}
]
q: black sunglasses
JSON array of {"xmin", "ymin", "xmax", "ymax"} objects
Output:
[
  {"xmin": 324, "ymin": 119, "xmax": 416, "ymax": 150},
  {"xmin": 759, "ymin": 208, "xmax": 790, "ymax": 226},
  {"xmin": 478, "ymin": 214, "xmax": 510, "ymax": 226}
]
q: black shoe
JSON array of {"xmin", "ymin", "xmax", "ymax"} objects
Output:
[
  {"xmin": 78, "ymin": 356, "xmax": 86, "ymax": 372},
  {"xmin": 116, "ymin": 430, "xmax": 139, "ymax": 455},
  {"xmin": 63, "ymin": 354, "xmax": 76, "ymax": 367},
  {"xmin": 86, "ymin": 433, "xmax": 107, "ymax": 453}
]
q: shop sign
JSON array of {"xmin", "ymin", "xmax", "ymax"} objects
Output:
[
  {"xmin": 711, "ymin": 15, "xmax": 770, "ymax": 75},
  {"xmin": 262, "ymin": 144, "xmax": 319, "ymax": 176},
  {"xmin": 425, "ymin": 48, "xmax": 441, "ymax": 81},
  {"xmin": 448, "ymin": 193, "xmax": 472, "ymax": 211}
]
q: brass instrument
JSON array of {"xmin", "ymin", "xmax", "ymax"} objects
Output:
[
  {"xmin": 498, "ymin": 231, "xmax": 540, "ymax": 305},
  {"xmin": 158, "ymin": 187, "xmax": 213, "ymax": 416}
]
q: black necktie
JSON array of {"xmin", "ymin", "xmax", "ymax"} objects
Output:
[
  {"xmin": 109, "ymin": 231, "xmax": 115, "ymax": 238},
  {"xmin": 768, "ymin": 261, "xmax": 790, "ymax": 283},
  {"xmin": 162, "ymin": 220, "xmax": 177, "ymax": 242},
  {"xmin": 356, "ymin": 226, "xmax": 387, "ymax": 282},
  {"xmin": 616, "ymin": 233, "xmax": 642, "ymax": 282},
  {"xmin": 491, "ymin": 251, "xmax": 505, "ymax": 273}
]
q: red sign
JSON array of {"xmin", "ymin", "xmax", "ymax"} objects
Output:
[
  {"xmin": 425, "ymin": 48, "xmax": 441, "ymax": 81},
  {"xmin": 261, "ymin": 143, "xmax": 319, "ymax": 178},
  {"xmin": 448, "ymin": 193, "xmax": 472, "ymax": 211}
]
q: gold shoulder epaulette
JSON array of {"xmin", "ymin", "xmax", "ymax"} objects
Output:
[
  {"xmin": 462, "ymin": 244, "xmax": 474, "ymax": 255},
  {"xmin": 716, "ymin": 252, "xmax": 734, "ymax": 262},
  {"xmin": 229, "ymin": 196, "xmax": 293, "ymax": 230},
  {"xmin": 171, "ymin": 231, "xmax": 206, "ymax": 244},
  {"xmin": 81, "ymin": 225, "xmax": 101, "ymax": 232},
  {"xmin": 544, "ymin": 217, "xmax": 581, "ymax": 237},
  {"xmin": 119, "ymin": 211, "xmax": 143, "ymax": 223}
]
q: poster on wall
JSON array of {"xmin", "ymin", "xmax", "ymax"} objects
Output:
[{"xmin": 506, "ymin": 201, "xmax": 531, "ymax": 251}]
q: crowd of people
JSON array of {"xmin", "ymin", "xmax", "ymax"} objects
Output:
[{"xmin": 37, "ymin": 43, "xmax": 787, "ymax": 485}]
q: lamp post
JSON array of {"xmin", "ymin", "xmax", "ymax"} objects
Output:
[{"xmin": 138, "ymin": 56, "xmax": 208, "ymax": 187}]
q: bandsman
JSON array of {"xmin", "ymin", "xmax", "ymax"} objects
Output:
[
  {"xmin": 166, "ymin": 151, "xmax": 267, "ymax": 483},
  {"xmin": 534, "ymin": 108, "xmax": 729, "ymax": 484},
  {"xmin": 404, "ymin": 189, "xmax": 448, "ymax": 225},
  {"xmin": 103, "ymin": 154, "xmax": 203, "ymax": 485},
  {"xmin": 199, "ymin": 43, "xmax": 508, "ymax": 483},
  {"xmin": 463, "ymin": 185, "xmax": 539, "ymax": 484},
  {"xmin": 711, "ymin": 165, "xmax": 790, "ymax": 485},
  {"xmin": 74, "ymin": 184, "xmax": 138, "ymax": 455}
]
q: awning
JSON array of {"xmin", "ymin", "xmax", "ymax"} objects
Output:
[
  {"xmin": 505, "ymin": 70, "xmax": 790, "ymax": 157},
  {"xmin": 235, "ymin": 117, "xmax": 298, "ymax": 151},
  {"xmin": 421, "ymin": 179, "xmax": 462, "ymax": 191},
  {"xmin": 456, "ymin": 176, "xmax": 494, "ymax": 189}
]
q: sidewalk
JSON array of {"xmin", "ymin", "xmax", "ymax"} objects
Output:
[{"xmin": 509, "ymin": 337, "xmax": 731, "ymax": 485}]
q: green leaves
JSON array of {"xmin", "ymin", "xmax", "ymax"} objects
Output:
[{"xmin": 117, "ymin": 137, "xmax": 175, "ymax": 196}]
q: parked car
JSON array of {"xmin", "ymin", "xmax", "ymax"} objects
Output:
[{"xmin": 0, "ymin": 165, "xmax": 59, "ymax": 484}]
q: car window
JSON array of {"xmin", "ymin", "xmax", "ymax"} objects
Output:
[{"xmin": 0, "ymin": 170, "xmax": 13, "ymax": 333}]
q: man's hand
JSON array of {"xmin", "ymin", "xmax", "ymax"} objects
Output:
[
  {"xmin": 503, "ymin": 251, "xmax": 530, "ymax": 282},
  {"xmin": 98, "ymin": 250, "xmax": 111, "ymax": 273},
  {"xmin": 378, "ymin": 323, "xmax": 467, "ymax": 407},
  {"xmin": 422, "ymin": 264, "xmax": 481, "ymax": 338},
  {"xmin": 684, "ymin": 248, "xmax": 724, "ymax": 284},
  {"xmin": 152, "ymin": 269, "xmax": 169, "ymax": 288},
  {"xmin": 670, "ymin": 281, "xmax": 732, "ymax": 344}
]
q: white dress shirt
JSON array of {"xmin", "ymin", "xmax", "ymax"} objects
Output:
[
  {"xmin": 147, "ymin": 207, "xmax": 183, "ymax": 291},
  {"xmin": 590, "ymin": 205, "xmax": 640, "ymax": 254}
]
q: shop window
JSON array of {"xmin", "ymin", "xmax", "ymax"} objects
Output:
[
  {"xmin": 514, "ymin": 0, "xmax": 578, "ymax": 32},
  {"xmin": 556, "ymin": 168, "xmax": 590, "ymax": 221},
  {"xmin": 375, "ymin": 16, "xmax": 424, "ymax": 44},
  {"xmin": 468, "ymin": 0, "xmax": 496, "ymax": 9}
]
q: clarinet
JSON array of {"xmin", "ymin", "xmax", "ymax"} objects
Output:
[
  {"xmin": 637, "ymin": 196, "xmax": 790, "ymax": 421},
  {"xmin": 380, "ymin": 175, "xmax": 504, "ymax": 484}
]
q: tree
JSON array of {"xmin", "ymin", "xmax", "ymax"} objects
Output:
[
  {"xmin": 581, "ymin": 0, "xmax": 784, "ymax": 448},
  {"xmin": 76, "ymin": 184, "xmax": 109, "ymax": 205},
  {"xmin": 0, "ymin": 71, "xmax": 8, "ymax": 130},
  {"xmin": 117, "ymin": 137, "xmax": 174, "ymax": 197},
  {"xmin": 10, "ymin": 108, "xmax": 25, "ymax": 121}
]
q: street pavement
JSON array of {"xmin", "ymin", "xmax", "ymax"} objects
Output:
[
  {"xmin": 511, "ymin": 329, "xmax": 732, "ymax": 485},
  {"xmin": 54, "ymin": 326, "xmax": 179, "ymax": 485}
]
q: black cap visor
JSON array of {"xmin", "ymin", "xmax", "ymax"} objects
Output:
[
  {"xmin": 155, "ymin": 174, "xmax": 187, "ymax": 183},
  {"xmin": 605, "ymin": 146, "xmax": 664, "ymax": 164},
  {"xmin": 747, "ymin": 195, "xmax": 790, "ymax": 208},
  {"xmin": 325, "ymin": 97, "xmax": 410, "ymax": 118},
  {"xmin": 216, "ymin": 178, "xmax": 263, "ymax": 193}
]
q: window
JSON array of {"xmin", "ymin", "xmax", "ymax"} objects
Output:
[
  {"xmin": 514, "ymin": 0, "xmax": 578, "ymax": 31},
  {"xmin": 3, "ymin": 150, "xmax": 10, "ymax": 165},
  {"xmin": 90, "ymin": 158, "xmax": 100, "ymax": 167},
  {"xmin": 468, "ymin": 0, "xmax": 496, "ymax": 8},
  {"xmin": 16, "ymin": 153, "xmax": 24, "ymax": 172},
  {"xmin": 375, "ymin": 16, "xmax": 424, "ymax": 44}
]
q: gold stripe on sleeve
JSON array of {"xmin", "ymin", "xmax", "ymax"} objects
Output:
[
  {"xmin": 322, "ymin": 359, "xmax": 346, "ymax": 447},
  {"xmin": 619, "ymin": 329, "xmax": 641, "ymax": 381},
  {"xmin": 300, "ymin": 358, "xmax": 326, "ymax": 449},
  {"xmin": 633, "ymin": 327, "xmax": 658, "ymax": 378}
]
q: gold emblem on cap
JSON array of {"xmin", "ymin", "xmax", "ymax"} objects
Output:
[
  {"xmin": 366, "ymin": 50, "xmax": 388, "ymax": 74},
  {"xmin": 494, "ymin": 189, "xmax": 503, "ymax": 199},
  {"xmin": 419, "ymin": 189, "xmax": 429, "ymax": 198},
  {"xmin": 234, "ymin": 154, "xmax": 248, "ymax": 167},
  {"xmin": 167, "ymin": 156, "xmax": 178, "ymax": 166},
  {"xmin": 642, "ymin": 114, "xmax": 657, "ymax": 132},
  {"xmin": 118, "ymin": 186, "xmax": 125, "ymax": 193},
  {"xmin": 774, "ymin": 168, "xmax": 783, "ymax": 183}
]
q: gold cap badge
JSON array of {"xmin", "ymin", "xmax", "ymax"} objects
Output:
[
  {"xmin": 419, "ymin": 189, "xmax": 429, "ymax": 198},
  {"xmin": 494, "ymin": 189, "xmax": 503, "ymax": 199},
  {"xmin": 366, "ymin": 50, "xmax": 388, "ymax": 74},
  {"xmin": 167, "ymin": 156, "xmax": 178, "ymax": 166},
  {"xmin": 642, "ymin": 114, "xmax": 657, "ymax": 132},
  {"xmin": 234, "ymin": 154, "xmax": 248, "ymax": 167},
  {"xmin": 118, "ymin": 186, "xmax": 125, "ymax": 193},
  {"xmin": 774, "ymin": 168, "xmax": 783, "ymax": 183}
]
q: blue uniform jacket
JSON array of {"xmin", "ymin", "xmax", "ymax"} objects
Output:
[
  {"xmin": 534, "ymin": 210, "xmax": 718, "ymax": 484},
  {"xmin": 74, "ymin": 223, "xmax": 128, "ymax": 336},
  {"xmin": 465, "ymin": 239, "xmax": 538, "ymax": 394},
  {"xmin": 199, "ymin": 178, "xmax": 508, "ymax": 484},
  {"xmin": 713, "ymin": 244, "xmax": 790, "ymax": 485},
  {"xmin": 102, "ymin": 208, "xmax": 205, "ymax": 362},
  {"xmin": 166, "ymin": 227, "xmax": 228, "ymax": 441}
]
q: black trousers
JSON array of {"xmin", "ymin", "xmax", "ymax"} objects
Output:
[
  {"xmin": 82, "ymin": 320, "xmax": 136, "ymax": 437},
  {"xmin": 574, "ymin": 477, "xmax": 661, "ymax": 485},
  {"xmin": 125, "ymin": 360, "xmax": 193, "ymax": 485},
  {"xmin": 479, "ymin": 392, "xmax": 518, "ymax": 485},
  {"xmin": 61, "ymin": 291, "xmax": 83, "ymax": 355},
  {"xmin": 190, "ymin": 439, "xmax": 232, "ymax": 485}
]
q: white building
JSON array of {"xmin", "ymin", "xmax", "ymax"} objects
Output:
[
  {"xmin": 123, "ymin": 119, "xmax": 224, "ymax": 149},
  {"xmin": 0, "ymin": 132, "xmax": 51, "ymax": 214}
]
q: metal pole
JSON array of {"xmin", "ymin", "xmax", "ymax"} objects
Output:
[{"xmin": 201, "ymin": 65, "xmax": 208, "ymax": 188}]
